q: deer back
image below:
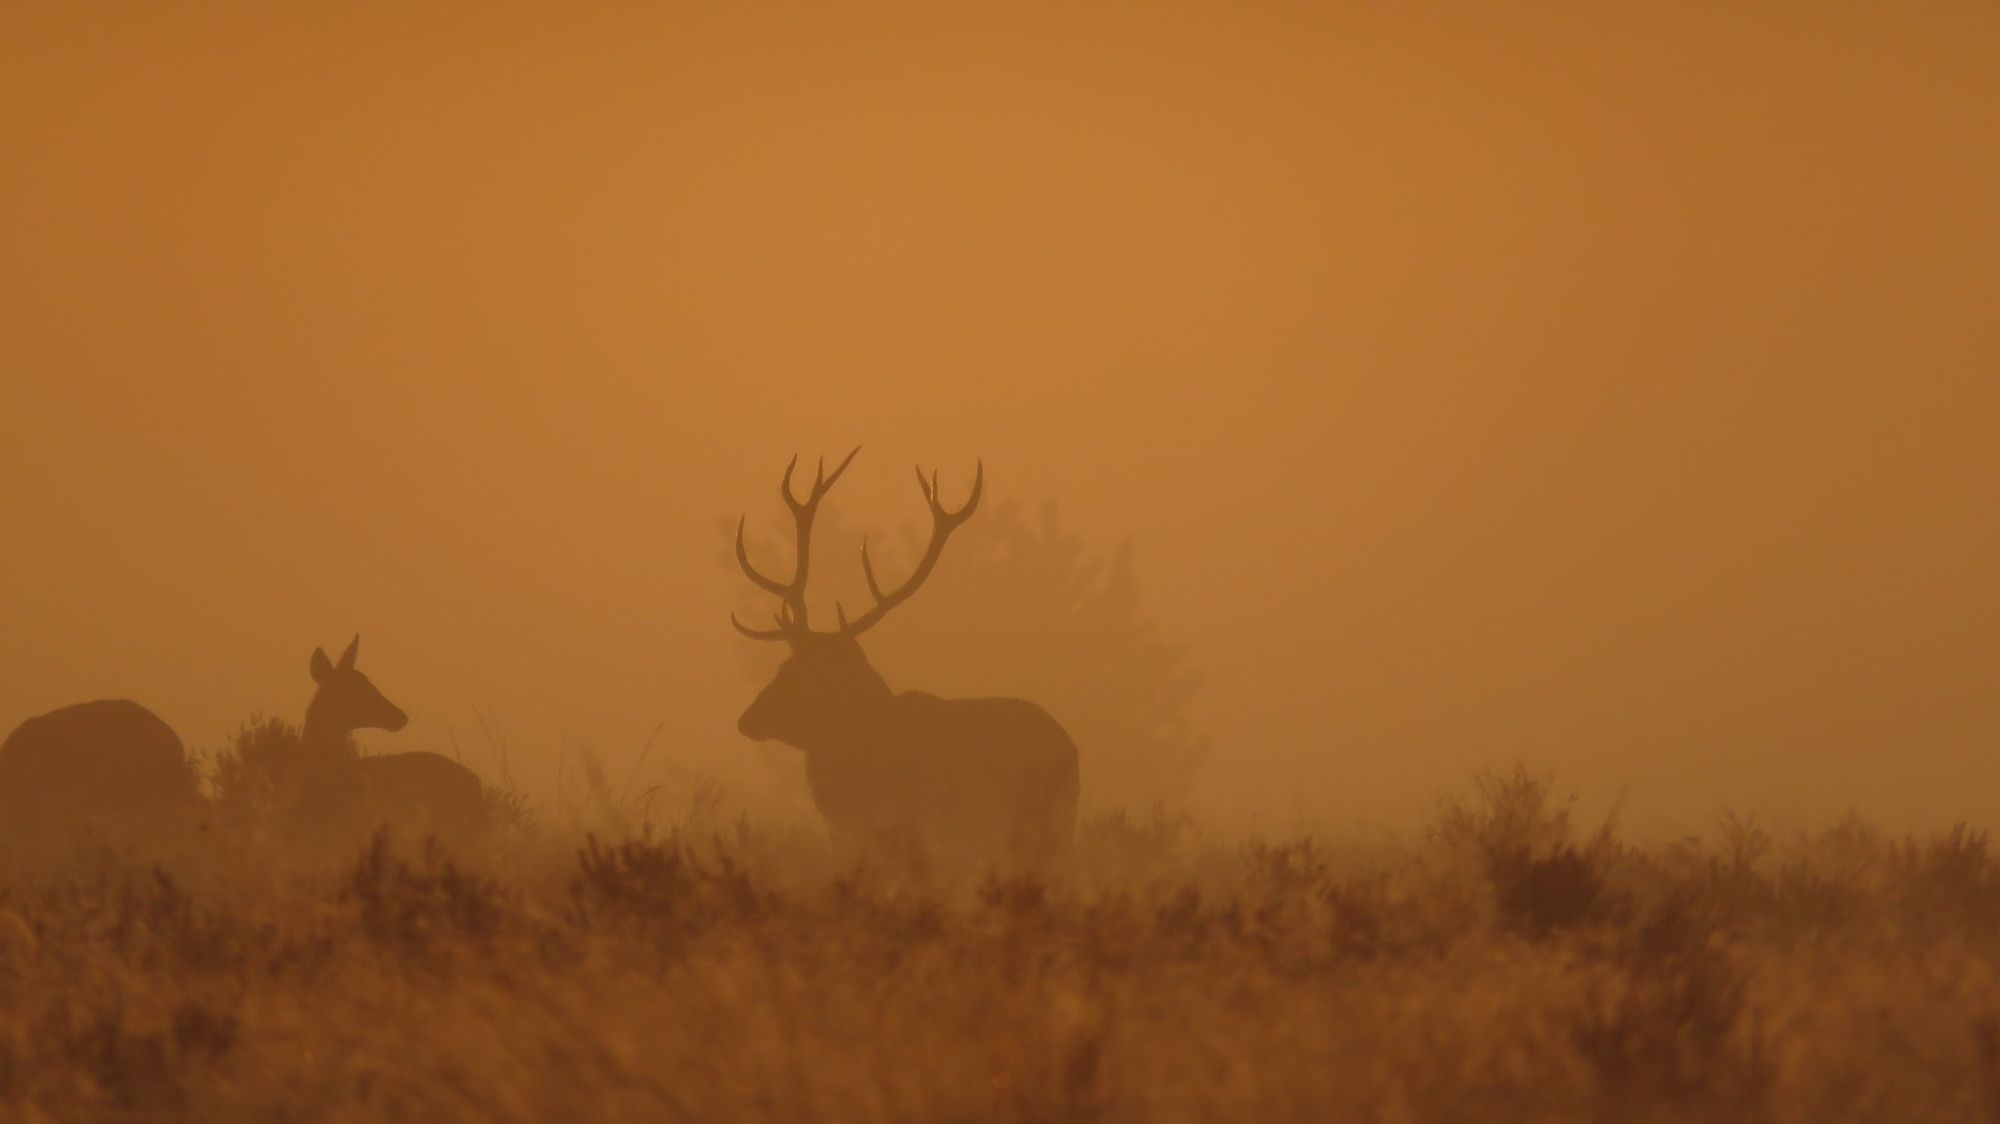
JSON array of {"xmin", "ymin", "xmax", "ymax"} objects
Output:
[{"xmin": 0, "ymin": 698, "xmax": 203, "ymax": 835}]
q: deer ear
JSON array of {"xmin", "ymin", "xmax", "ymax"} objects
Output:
[
  {"xmin": 310, "ymin": 648, "xmax": 333, "ymax": 683},
  {"xmin": 338, "ymin": 634, "xmax": 360, "ymax": 671}
]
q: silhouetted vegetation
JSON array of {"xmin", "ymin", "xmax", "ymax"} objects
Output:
[
  {"xmin": 5, "ymin": 766, "xmax": 2000, "ymax": 1120},
  {"xmin": 207, "ymin": 716, "xmax": 525, "ymax": 867}
]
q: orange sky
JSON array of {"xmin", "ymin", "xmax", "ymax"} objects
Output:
[{"xmin": 3, "ymin": 3, "xmax": 1996, "ymax": 833}]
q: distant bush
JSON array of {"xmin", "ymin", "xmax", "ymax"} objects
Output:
[
  {"xmin": 341, "ymin": 832, "xmax": 514, "ymax": 954},
  {"xmin": 1431, "ymin": 765, "xmax": 1618, "ymax": 937}
]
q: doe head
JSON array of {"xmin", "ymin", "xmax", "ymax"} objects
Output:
[{"xmin": 307, "ymin": 634, "xmax": 409, "ymax": 736}]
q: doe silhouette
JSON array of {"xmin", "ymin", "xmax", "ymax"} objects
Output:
[
  {"xmin": 292, "ymin": 635, "xmax": 487, "ymax": 846},
  {"xmin": 731, "ymin": 449, "xmax": 1080, "ymax": 873},
  {"xmin": 0, "ymin": 637, "xmax": 487, "ymax": 859}
]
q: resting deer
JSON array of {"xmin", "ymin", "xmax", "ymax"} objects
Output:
[
  {"xmin": 293, "ymin": 635, "xmax": 486, "ymax": 846},
  {"xmin": 730, "ymin": 449, "xmax": 1080, "ymax": 872},
  {"xmin": 0, "ymin": 698, "xmax": 204, "ymax": 848}
]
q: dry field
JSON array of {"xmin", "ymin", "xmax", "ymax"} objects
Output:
[{"xmin": 4, "ymin": 763, "xmax": 2000, "ymax": 1123}]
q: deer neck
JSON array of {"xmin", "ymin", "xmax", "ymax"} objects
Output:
[
  {"xmin": 794, "ymin": 690, "xmax": 898, "ymax": 757},
  {"xmin": 299, "ymin": 696, "xmax": 350, "ymax": 758}
]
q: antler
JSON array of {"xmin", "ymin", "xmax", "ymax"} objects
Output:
[
  {"xmin": 839, "ymin": 460, "xmax": 983, "ymax": 638},
  {"xmin": 730, "ymin": 448, "xmax": 861, "ymax": 644}
]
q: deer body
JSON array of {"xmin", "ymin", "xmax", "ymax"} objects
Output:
[
  {"xmin": 731, "ymin": 451, "xmax": 1080, "ymax": 871},
  {"xmin": 798, "ymin": 692, "xmax": 1078, "ymax": 863},
  {"xmin": 0, "ymin": 698, "xmax": 202, "ymax": 839},
  {"xmin": 352, "ymin": 752, "xmax": 485, "ymax": 830}
]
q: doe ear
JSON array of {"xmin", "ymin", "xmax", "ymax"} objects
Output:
[
  {"xmin": 337, "ymin": 633, "xmax": 360, "ymax": 672},
  {"xmin": 309, "ymin": 647, "xmax": 333, "ymax": 684}
]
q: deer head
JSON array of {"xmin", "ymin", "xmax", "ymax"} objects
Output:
[
  {"xmin": 304, "ymin": 635, "xmax": 409, "ymax": 746},
  {"xmin": 731, "ymin": 449, "xmax": 982, "ymax": 746}
]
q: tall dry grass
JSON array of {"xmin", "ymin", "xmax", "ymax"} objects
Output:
[{"xmin": 3, "ymin": 763, "xmax": 2000, "ymax": 1122}]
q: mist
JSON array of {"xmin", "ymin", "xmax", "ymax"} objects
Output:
[{"xmin": 3, "ymin": 3, "xmax": 1996, "ymax": 837}]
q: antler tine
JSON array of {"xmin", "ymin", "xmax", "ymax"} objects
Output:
[
  {"xmin": 839, "ymin": 460, "xmax": 986, "ymax": 638},
  {"xmin": 859, "ymin": 536, "xmax": 887, "ymax": 601},
  {"xmin": 950, "ymin": 460, "xmax": 985, "ymax": 522},
  {"xmin": 778, "ymin": 454, "xmax": 802, "ymax": 509},
  {"xmin": 729, "ymin": 611, "xmax": 793, "ymax": 642},
  {"xmin": 821, "ymin": 445, "xmax": 862, "ymax": 492},
  {"xmin": 801, "ymin": 445, "xmax": 861, "ymax": 507},
  {"xmin": 907, "ymin": 462, "xmax": 981, "ymax": 520},
  {"xmin": 733, "ymin": 516, "xmax": 791, "ymax": 598}
]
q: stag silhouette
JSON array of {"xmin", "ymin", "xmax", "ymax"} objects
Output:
[
  {"xmin": 0, "ymin": 697, "xmax": 204, "ymax": 849},
  {"xmin": 731, "ymin": 449, "xmax": 1080, "ymax": 873}
]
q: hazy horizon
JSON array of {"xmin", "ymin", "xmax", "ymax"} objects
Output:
[{"xmin": 4, "ymin": 3, "xmax": 1996, "ymax": 836}]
